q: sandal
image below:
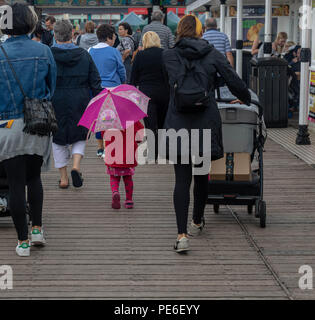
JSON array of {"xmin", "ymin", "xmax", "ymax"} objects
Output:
[
  {"xmin": 125, "ymin": 200, "xmax": 134, "ymax": 209},
  {"xmin": 58, "ymin": 180, "xmax": 69, "ymax": 189},
  {"xmin": 71, "ymin": 169, "xmax": 83, "ymax": 188}
]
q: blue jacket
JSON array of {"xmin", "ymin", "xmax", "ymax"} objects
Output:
[
  {"xmin": 89, "ymin": 43, "xmax": 126, "ymax": 87},
  {"xmin": 0, "ymin": 35, "xmax": 57, "ymax": 120}
]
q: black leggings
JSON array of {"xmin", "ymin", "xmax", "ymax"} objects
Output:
[
  {"xmin": 2, "ymin": 155, "xmax": 43, "ymax": 241},
  {"xmin": 173, "ymin": 164, "xmax": 209, "ymax": 234}
]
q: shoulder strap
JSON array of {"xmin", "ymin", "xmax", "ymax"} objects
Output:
[{"xmin": 0, "ymin": 45, "xmax": 26, "ymax": 98}]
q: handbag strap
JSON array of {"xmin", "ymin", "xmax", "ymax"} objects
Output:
[{"xmin": 0, "ymin": 45, "xmax": 27, "ymax": 98}]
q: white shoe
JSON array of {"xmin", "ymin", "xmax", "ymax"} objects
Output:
[
  {"xmin": 31, "ymin": 227, "xmax": 46, "ymax": 246},
  {"xmin": 188, "ymin": 217, "xmax": 205, "ymax": 237},
  {"xmin": 16, "ymin": 241, "xmax": 31, "ymax": 257},
  {"xmin": 174, "ymin": 236, "xmax": 190, "ymax": 253}
]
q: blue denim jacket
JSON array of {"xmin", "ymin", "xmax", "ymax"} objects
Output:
[{"xmin": 0, "ymin": 35, "xmax": 57, "ymax": 120}]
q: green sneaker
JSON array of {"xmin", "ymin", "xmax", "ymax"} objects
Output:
[
  {"xmin": 31, "ymin": 227, "xmax": 46, "ymax": 246},
  {"xmin": 16, "ymin": 241, "xmax": 30, "ymax": 257}
]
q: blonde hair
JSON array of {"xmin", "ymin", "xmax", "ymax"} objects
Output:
[
  {"xmin": 276, "ymin": 32, "xmax": 288, "ymax": 42},
  {"xmin": 142, "ymin": 31, "xmax": 161, "ymax": 49}
]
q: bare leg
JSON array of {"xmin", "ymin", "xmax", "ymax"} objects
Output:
[
  {"xmin": 59, "ymin": 166, "xmax": 68, "ymax": 187},
  {"xmin": 72, "ymin": 154, "xmax": 82, "ymax": 172},
  {"xmin": 97, "ymin": 139, "xmax": 103, "ymax": 150}
]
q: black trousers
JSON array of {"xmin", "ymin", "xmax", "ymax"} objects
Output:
[
  {"xmin": 143, "ymin": 97, "xmax": 169, "ymax": 161},
  {"xmin": 2, "ymin": 155, "xmax": 43, "ymax": 241},
  {"xmin": 173, "ymin": 164, "xmax": 209, "ymax": 234}
]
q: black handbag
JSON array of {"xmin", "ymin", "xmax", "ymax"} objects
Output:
[{"xmin": 0, "ymin": 45, "xmax": 58, "ymax": 137}]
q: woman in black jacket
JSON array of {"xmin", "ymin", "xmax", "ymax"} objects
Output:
[
  {"xmin": 51, "ymin": 20, "xmax": 102, "ymax": 188},
  {"xmin": 162, "ymin": 15, "xmax": 251, "ymax": 253},
  {"xmin": 130, "ymin": 31, "xmax": 169, "ymax": 161}
]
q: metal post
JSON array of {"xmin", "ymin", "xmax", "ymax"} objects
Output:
[
  {"xmin": 236, "ymin": 0, "xmax": 243, "ymax": 78},
  {"xmin": 220, "ymin": 0, "xmax": 226, "ymax": 33},
  {"xmin": 293, "ymin": 0, "xmax": 299, "ymax": 43},
  {"xmin": 288, "ymin": 0, "xmax": 293, "ymax": 40},
  {"xmin": 264, "ymin": 0, "xmax": 272, "ymax": 57},
  {"xmin": 296, "ymin": 0, "xmax": 312, "ymax": 145}
]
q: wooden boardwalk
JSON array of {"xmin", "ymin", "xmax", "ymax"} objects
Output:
[{"xmin": 1, "ymin": 137, "xmax": 315, "ymax": 300}]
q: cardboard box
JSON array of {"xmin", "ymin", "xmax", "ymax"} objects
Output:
[
  {"xmin": 210, "ymin": 153, "xmax": 252, "ymax": 181},
  {"xmin": 210, "ymin": 154, "xmax": 227, "ymax": 181}
]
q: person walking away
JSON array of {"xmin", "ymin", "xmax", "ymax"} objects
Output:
[
  {"xmin": 202, "ymin": 18, "xmax": 234, "ymax": 67},
  {"xmin": 51, "ymin": 20, "xmax": 102, "ymax": 189},
  {"xmin": 101, "ymin": 121, "xmax": 144, "ymax": 210},
  {"xmin": 72, "ymin": 31, "xmax": 80, "ymax": 44},
  {"xmin": 117, "ymin": 22, "xmax": 135, "ymax": 83},
  {"xmin": 79, "ymin": 21, "xmax": 98, "ymax": 51},
  {"xmin": 0, "ymin": 3, "xmax": 57, "ymax": 256},
  {"xmin": 162, "ymin": 14, "xmax": 251, "ymax": 253},
  {"xmin": 89, "ymin": 24, "xmax": 126, "ymax": 158},
  {"xmin": 130, "ymin": 31, "xmax": 169, "ymax": 161},
  {"xmin": 42, "ymin": 15, "xmax": 56, "ymax": 47},
  {"xmin": 133, "ymin": 27, "xmax": 142, "ymax": 48},
  {"xmin": 139, "ymin": 10, "xmax": 175, "ymax": 50}
]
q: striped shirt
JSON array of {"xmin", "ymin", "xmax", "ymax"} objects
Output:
[
  {"xmin": 202, "ymin": 29, "xmax": 232, "ymax": 57},
  {"xmin": 139, "ymin": 21, "xmax": 175, "ymax": 49}
]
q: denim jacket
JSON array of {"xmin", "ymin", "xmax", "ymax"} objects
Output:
[{"xmin": 0, "ymin": 35, "xmax": 57, "ymax": 120}]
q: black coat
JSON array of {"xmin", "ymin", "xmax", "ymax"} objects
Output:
[
  {"xmin": 162, "ymin": 38, "xmax": 251, "ymax": 161},
  {"xmin": 41, "ymin": 30, "xmax": 54, "ymax": 47},
  {"xmin": 51, "ymin": 47, "xmax": 102, "ymax": 145},
  {"xmin": 130, "ymin": 47, "xmax": 169, "ymax": 130}
]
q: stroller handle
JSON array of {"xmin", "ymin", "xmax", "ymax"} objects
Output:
[{"xmin": 216, "ymin": 98, "xmax": 263, "ymax": 118}]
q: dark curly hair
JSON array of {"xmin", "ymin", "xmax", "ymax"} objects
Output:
[
  {"xmin": 119, "ymin": 22, "xmax": 133, "ymax": 36},
  {"xmin": 96, "ymin": 24, "xmax": 115, "ymax": 42}
]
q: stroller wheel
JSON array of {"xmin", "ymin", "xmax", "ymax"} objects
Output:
[
  {"xmin": 255, "ymin": 200, "xmax": 260, "ymax": 218},
  {"xmin": 213, "ymin": 204, "xmax": 219, "ymax": 214},
  {"xmin": 247, "ymin": 205, "xmax": 253, "ymax": 215},
  {"xmin": 259, "ymin": 201, "xmax": 266, "ymax": 228}
]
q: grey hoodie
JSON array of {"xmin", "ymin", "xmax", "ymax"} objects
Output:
[{"xmin": 79, "ymin": 33, "xmax": 98, "ymax": 51}]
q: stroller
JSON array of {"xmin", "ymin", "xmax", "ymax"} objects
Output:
[
  {"xmin": 208, "ymin": 86, "xmax": 267, "ymax": 228},
  {"xmin": 0, "ymin": 163, "xmax": 31, "ymax": 221}
]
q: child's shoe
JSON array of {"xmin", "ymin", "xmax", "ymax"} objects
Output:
[
  {"xmin": 16, "ymin": 240, "xmax": 31, "ymax": 257},
  {"xmin": 124, "ymin": 200, "xmax": 134, "ymax": 209},
  {"xmin": 97, "ymin": 148, "xmax": 104, "ymax": 158},
  {"xmin": 112, "ymin": 192, "xmax": 121, "ymax": 209}
]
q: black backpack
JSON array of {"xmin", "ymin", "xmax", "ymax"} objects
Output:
[{"xmin": 173, "ymin": 50, "xmax": 210, "ymax": 113}]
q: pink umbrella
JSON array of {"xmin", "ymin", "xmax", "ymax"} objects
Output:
[{"xmin": 78, "ymin": 84, "xmax": 150, "ymax": 133}]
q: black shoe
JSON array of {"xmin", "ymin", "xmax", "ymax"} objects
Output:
[{"xmin": 71, "ymin": 170, "xmax": 83, "ymax": 188}]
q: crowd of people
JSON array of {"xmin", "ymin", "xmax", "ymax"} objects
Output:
[{"xmin": 5, "ymin": 3, "xmax": 299, "ymax": 258}]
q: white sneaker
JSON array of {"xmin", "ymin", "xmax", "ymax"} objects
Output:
[
  {"xmin": 16, "ymin": 241, "xmax": 31, "ymax": 257},
  {"xmin": 174, "ymin": 236, "xmax": 190, "ymax": 253},
  {"xmin": 188, "ymin": 217, "xmax": 205, "ymax": 237},
  {"xmin": 31, "ymin": 227, "xmax": 46, "ymax": 246}
]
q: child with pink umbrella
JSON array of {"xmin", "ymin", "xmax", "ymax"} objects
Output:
[{"xmin": 79, "ymin": 84, "xmax": 149, "ymax": 209}]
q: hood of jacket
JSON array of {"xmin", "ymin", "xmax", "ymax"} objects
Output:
[
  {"xmin": 80, "ymin": 33, "xmax": 98, "ymax": 48},
  {"xmin": 175, "ymin": 38, "xmax": 214, "ymax": 60},
  {"xmin": 51, "ymin": 47, "xmax": 85, "ymax": 67}
]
